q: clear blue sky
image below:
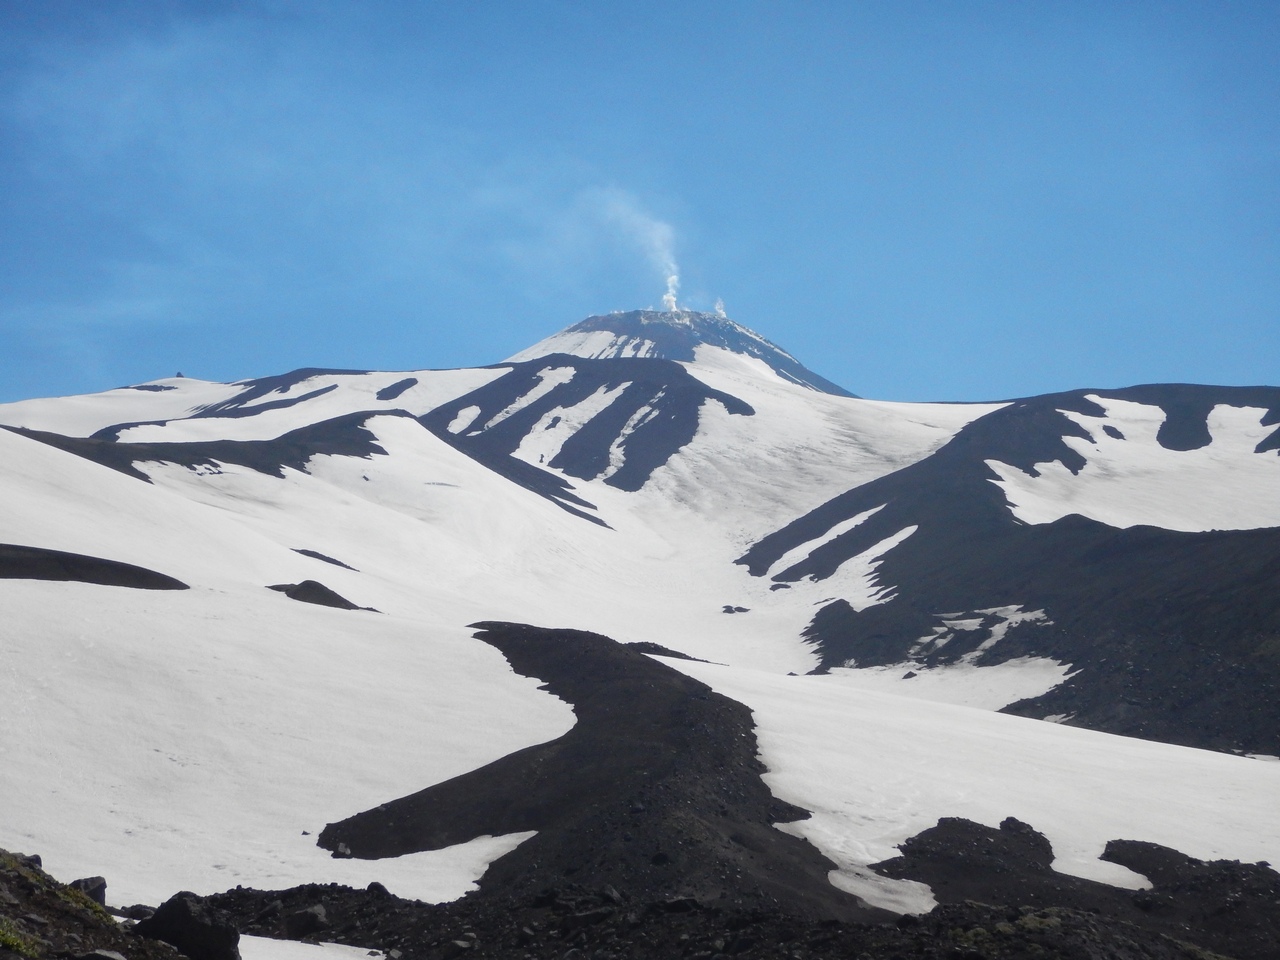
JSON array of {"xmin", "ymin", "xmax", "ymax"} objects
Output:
[{"xmin": 2, "ymin": 1, "xmax": 1277, "ymax": 403}]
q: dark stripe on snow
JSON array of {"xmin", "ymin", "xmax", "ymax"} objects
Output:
[
  {"xmin": 317, "ymin": 622, "xmax": 878, "ymax": 921},
  {"xmin": 0, "ymin": 543, "xmax": 188, "ymax": 590},
  {"xmin": 736, "ymin": 384, "xmax": 1280, "ymax": 756},
  {"xmin": 6, "ymin": 412, "xmax": 398, "ymax": 482},
  {"xmin": 421, "ymin": 355, "xmax": 753, "ymax": 494}
]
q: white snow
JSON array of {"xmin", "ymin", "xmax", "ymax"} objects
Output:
[
  {"xmin": 766, "ymin": 506, "xmax": 887, "ymax": 578},
  {"xmin": 0, "ymin": 378, "xmax": 245, "ymax": 437},
  {"xmin": 0, "ymin": 579, "xmax": 567, "ymax": 905},
  {"xmin": 506, "ymin": 330, "xmax": 659, "ymax": 362},
  {"xmin": 479, "ymin": 366, "xmax": 576, "ymax": 431},
  {"xmin": 447, "ymin": 405, "xmax": 483, "ymax": 434},
  {"xmin": 109, "ymin": 368, "xmax": 507, "ymax": 445},
  {"xmin": 512, "ymin": 383, "xmax": 629, "ymax": 466},
  {"xmin": 665, "ymin": 659, "xmax": 1280, "ymax": 914},
  {"xmin": 5, "ymin": 351, "xmax": 1274, "ymax": 921},
  {"xmin": 828, "ymin": 657, "xmax": 1075, "ymax": 711},
  {"xmin": 599, "ymin": 393, "xmax": 663, "ymax": 482},
  {"xmin": 240, "ymin": 936, "xmax": 383, "ymax": 960},
  {"xmin": 907, "ymin": 607, "xmax": 1051, "ymax": 664},
  {"xmin": 987, "ymin": 397, "xmax": 1280, "ymax": 532}
]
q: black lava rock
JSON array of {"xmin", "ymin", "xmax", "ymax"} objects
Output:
[{"xmin": 134, "ymin": 891, "xmax": 241, "ymax": 960}]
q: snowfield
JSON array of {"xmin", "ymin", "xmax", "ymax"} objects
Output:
[
  {"xmin": 668, "ymin": 658, "xmax": 1280, "ymax": 915},
  {"xmin": 0, "ymin": 579, "xmax": 566, "ymax": 905},
  {"xmin": 987, "ymin": 396, "xmax": 1280, "ymax": 532},
  {"xmin": 2, "ymin": 323, "xmax": 1278, "ymax": 917}
]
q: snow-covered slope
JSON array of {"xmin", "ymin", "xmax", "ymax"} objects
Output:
[
  {"xmin": 1, "ymin": 310, "xmax": 1278, "ymax": 927},
  {"xmin": 740, "ymin": 383, "xmax": 1280, "ymax": 753},
  {"xmin": 986, "ymin": 393, "xmax": 1280, "ymax": 531},
  {"xmin": 508, "ymin": 309, "xmax": 857, "ymax": 396}
]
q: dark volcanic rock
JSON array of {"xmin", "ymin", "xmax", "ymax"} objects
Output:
[
  {"xmin": 319, "ymin": 622, "xmax": 873, "ymax": 922},
  {"xmin": 1102, "ymin": 838, "xmax": 1280, "ymax": 954},
  {"xmin": 0, "ymin": 544, "xmax": 188, "ymax": 590},
  {"xmin": 873, "ymin": 815, "xmax": 1280, "ymax": 960},
  {"xmin": 283, "ymin": 904, "xmax": 329, "ymax": 938},
  {"xmin": 376, "ymin": 378, "xmax": 419, "ymax": 401},
  {"xmin": 267, "ymin": 580, "xmax": 370, "ymax": 611},
  {"xmin": 739, "ymin": 383, "xmax": 1280, "ymax": 756},
  {"xmin": 291, "ymin": 548, "xmax": 358, "ymax": 570},
  {"xmin": 421, "ymin": 354, "xmax": 754, "ymax": 498},
  {"xmin": 6, "ymin": 409, "xmax": 398, "ymax": 484},
  {"xmin": 67, "ymin": 878, "xmax": 106, "ymax": 907},
  {"xmin": 0, "ymin": 847, "xmax": 180, "ymax": 960},
  {"xmin": 208, "ymin": 881, "xmax": 1233, "ymax": 960},
  {"xmin": 623, "ymin": 641, "xmax": 711, "ymax": 662},
  {"xmin": 134, "ymin": 892, "xmax": 241, "ymax": 960}
]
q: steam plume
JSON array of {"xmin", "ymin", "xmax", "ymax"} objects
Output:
[
  {"xmin": 663, "ymin": 275, "xmax": 679, "ymax": 312},
  {"xmin": 595, "ymin": 189, "xmax": 681, "ymax": 312}
]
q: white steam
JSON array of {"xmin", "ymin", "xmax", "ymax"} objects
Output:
[
  {"xmin": 663, "ymin": 275, "xmax": 679, "ymax": 312},
  {"xmin": 596, "ymin": 189, "xmax": 681, "ymax": 312},
  {"xmin": 714, "ymin": 298, "xmax": 727, "ymax": 318}
]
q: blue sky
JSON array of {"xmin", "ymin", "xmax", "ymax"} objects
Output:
[{"xmin": 2, "ymin": 1, "xmax": 1277, "ymax": 403}]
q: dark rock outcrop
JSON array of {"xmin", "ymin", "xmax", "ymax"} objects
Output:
[
  {"xmin": 67, "ymin": 878, "xmax": 105, "ymax": 907},
  {"xmin": 0, "ymin": 544, "xmax": 188, "ymax": 591},
  {"xmin": 319, "ymin": 622, "xmax": 873, "ymax": 922},
  {"xmin": 134, "ymin": 892, "xmax": 241, "ymax": 960},
  {"xmin": 872, "ymin": 815, "xmax": 1280, "ymax": 960},
  {"xmin": 740, "ymin": 383, "xmax": 1280, "ymax": 756},
  {"xmin": 0, "ymin": 848, "xmax": 179, "ymax": 960},
  {"xmin": 209, "ymin": 880, "xmax": 1235, "ymax": 960},
  {"xmin": 267, "ymin": 580, "xmax": 371, "ymax": 611}
]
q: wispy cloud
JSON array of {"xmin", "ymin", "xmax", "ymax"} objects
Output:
[
  {"xmin": 488, "ymin": 185, "xmax": 685, "ymax": 311},
  {"xmin": 593, "ymin": 189, "xmax": 681, "ymax": 310},
  {"xmin": 2, "ymin": 14, "xmax": 494, "ymax": 331}
]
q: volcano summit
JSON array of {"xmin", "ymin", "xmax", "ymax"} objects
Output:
[{"xmin": 508, "ymin": 309, "xmax": 857, "ymax": 396}]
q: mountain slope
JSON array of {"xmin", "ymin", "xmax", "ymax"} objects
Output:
[
  {"xmin": 0, "ymin": 309, "xmax": 1278, "ymax": 949},
  {"xmin": 508, "ymin": 309, "xmax": 857, "ymax": 396},
  {"xmin": 739, "ymin": 384, "xmax": 1280, "ymax": 754}
]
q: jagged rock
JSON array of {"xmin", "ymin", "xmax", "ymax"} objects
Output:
[
  {"xmin": 0, "ymin": 846, "xmax": 180, "ymax": 960},
  {"xmin": 267, "ymin": 580, "xmax": 364, "ymax": 610},
  {"xmin": 207, "ymin": 881, "xmax": 1244, "ymax": 960},
  {"xmin": 284, "ymin": 904, "xmax": 329, "ymax": 938},
  {"xmin": 70, "ymin": 877, "xmax": 107, "ymax": 906},
  {"xmin": 134, "ymin": 891, "xmax": 241, "ymax": 960}
]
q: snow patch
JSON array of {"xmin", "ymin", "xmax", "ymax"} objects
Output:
[
  {"xmin": 909, "ymin": 606, "xmax": 1051, "ymax": 664},
  {"xmin": 829, "ymin": 656, "xmax": 1075, "ymax": 711},
  {"xmin": 512, "ymin": 384, "xmax": 629, "ymax": 466},
  {"xmin": 447, "ymin": 405, "xmax": 482, "ymax": 434},
  {"xmin": 507, "ymin": 330, "xmax": 657, "ymax": 362},
  {"xmin": 987, "ymin": 398, "xmax": 1280, "ymax": 532},
  {"xmin": 0, "ymin": 576, "xmax": 574, "ymax": 905},
  {"xmin": 820, "ymin": 525, "xmax": 917, "ymax": 608},
  {"xmin": 599, "ymin": 392, "xmax": 665, "ymax": 481},
  {"xmin": 768, "ymin": 506, "xmax": 887, "ymax": 578},
  {"xmin": 240, "ymin": 936, "xmax": 383, "ymax": 960},
  {"xmin": 669, "ymin": 660, "xmax": 1280, "ymax": 914},
  {"xmin": 480, "ymin": 366, "xmax": 576, "ymax": 431}
]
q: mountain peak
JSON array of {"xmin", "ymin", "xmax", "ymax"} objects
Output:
[{"xmin": 507, "ymin": 309, "xmax": 856, "ymax": 397}]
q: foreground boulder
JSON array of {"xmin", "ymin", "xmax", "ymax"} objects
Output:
[{"xmin": 134, "ymin": 892, "xmax": 241, "ymax": 960}]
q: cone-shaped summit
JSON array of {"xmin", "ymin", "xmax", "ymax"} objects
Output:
[{"xmin": 507, "ymin": 309, "xmax": 856, "ymax": 397}]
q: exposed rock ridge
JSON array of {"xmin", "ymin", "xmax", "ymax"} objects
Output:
[{"xmin": 318, "ymin": 622, "xmax": 874, "ymax": 921}]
